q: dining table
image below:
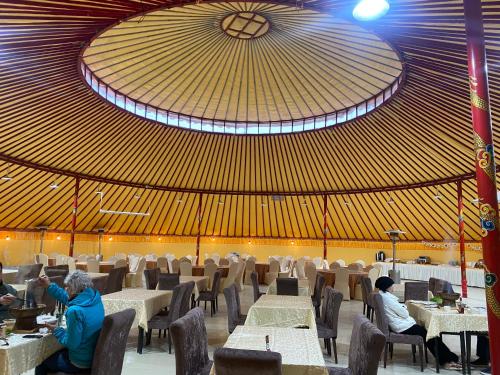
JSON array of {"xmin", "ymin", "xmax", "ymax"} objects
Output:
[
  {"xmin": 76, "ymin": 261, "xmax": 119, "ymax": 273},
  {"xmin": 212, "ymin": 325, "xmax": 328, "ymax": 375},
  {"xmin": 192, "ymin": 265, "xmax": 229, "ymax": 278},
  {"xmin": 317, "ymin": 269, "xmax": 368, "ymax": 299}
]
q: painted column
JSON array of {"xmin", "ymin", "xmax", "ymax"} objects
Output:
[
  {"xmin": 195, "ymin": 193, "xmax": 202, "ymax": 265},
  {"xmin": 464, "ymin": 0, "xmax": 500, "ymax": 370},
  {"xmin": 69, "ymin": 177, "xmax": 80, "ymax": 257},
  {"xmin": 323, "ymin": 195, "xmax": 328, "ymax": 260},
  {"xmin": 456, "ymin": 181, "xmax": 468, "ymax": 297}
]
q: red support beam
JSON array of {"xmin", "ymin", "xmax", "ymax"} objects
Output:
[
  {"xmin": 195, "ymin": 193, "xmax": 202, "ymax": 265},
  {"xmin": 464, "ymin": 0, "xmax": 500, "ymax": 371},
  {"xmin": 69, "ymin": 177, "xmax": 80, "ymax": 257},
  {"xmin": 457, "ymin": 181, "xmax": 468, "ymax": 297},
  {"xmin": 323, "ymin": 195, "xmax": 328, "ymax": 259}
]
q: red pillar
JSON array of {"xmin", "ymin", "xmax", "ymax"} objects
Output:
[
  {"xmin": 195, "ymin": 193, "xmax": 202, "ymax": 265},
  {"xmin": 456, "ymin": 181, "xmax": 468, "ymax": 297},
  {"xmin": 464, "ymin": 0, "xmax": 500, "ymax": 370},
  {"xmin": 69, "ymin": 177, "xmax": 80, "ymax": 257},
  {"xmin": 323, "ymin": 195, "xmax": 328, "ymax": 259}
]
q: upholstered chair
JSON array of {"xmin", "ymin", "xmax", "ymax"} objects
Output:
[
  {"xmin": 223, "ymin": 284, "xmax": 246, "ymax": 333},
  {"xmin": 404, "ymin": 282, "xmax": 429, "ymax": 302},
  {"xmin": 114, "ymin": 259, "xmax": 127, "ymax": 269},
  {"xmin": 335, "ymin": 268, "xmax": 351, "ymax": 301},
  {"xmin": 15, "ymin": 263, "xmax": 43, "ymax": 283},
  {"xmin": 204, "ymin": 262, "xmax": 218, "ymax": 289},
  {"xmin": 197, "ymin": 271, "xmax": 221, "ymax": 316},
  {"xmin": 264, "ymin": 259, "xmax": 280, "ymax": 285},
  {"xmin": 347, "ymin": 263, "xmax": 363, "ymax": 271},
  {"xmin": 235, "ymin": 261, "xmax": 246, "ymax": 291},
  {"xmin": 219, "ymin": 258, "xmax": 230, "ymax": 266},
  {"xmin": 158, "ymin": 273, "xmax": 180, "ymax": 290},
  {"xmin": 104, "ymin": 267, "xmax": 127, "ymax": 295},
  {"xmin": 276, "ymin": 277, "xmax": 298, "ymax": 296},
  {"xmin": 251, "ymin": 271, "xmax": 264, "ymax": 302},
  {"xmin": 144, "ymin": 268, "xmax": 160, "ymax": 290},
  {"xmin": 214, "ymin": 347, "xmax": 282, "ymax": 375},
  {"xmin": 87, "ymin": 258, "xmax": 100, "ymax": 273},
  {"xmin": 317, "ymin": 287, "xmax": 343, "ymax": 363},
  {"xmin": 170, "ymin": 259, "xmax": 180, "ymax": 274},
  {"xmin": 179, "ymin": 261, "xmax": 193, "ymax": 276},
  {"xmin": 157, "ymin": 256, "xmax": 169, "ymax": 273},
  {"xmin": 311, "ymin": 274, "xmax": 326, "ymax": 317},
  {"xmin": 221, "ymin": 262, "xmax": 239, "ymax": 291},
  {"xmin": 304, "ymin": 262, "xmax": 317, "ymax": 294},
  {"xmin": 360, "ymin": 277, "xmax": 374, "ymax": 319},
  {"xmin": 180, "ymin": 281, "xmax": 195, "ymax": 317},
  {"xmin": 329, "ymin": 262, "xmax": 341, "ymax": 270},
  {"xmin": 43, "ymin": 265, "xmax": 69, "ymax": 279},
  {"xmin": 126, "ymin": 256, "xmax": 146, "ymax": 288}
]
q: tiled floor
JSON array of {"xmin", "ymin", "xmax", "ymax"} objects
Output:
[{"xmin": 26, "ymin": 284, "xmax": 489, "ymax": 374}]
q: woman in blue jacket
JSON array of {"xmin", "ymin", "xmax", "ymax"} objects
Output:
[{"xmin": 35, "ymin": 271, "xmax": 105, "ymax": 375}]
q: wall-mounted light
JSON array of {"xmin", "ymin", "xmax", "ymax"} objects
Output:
[
  {"xmin": 56, "ymin": 235, "xmax": 61, "ymax": 240},
  {"xmin": 290, "ymin": 240, "xmax": 295, "ymax": 245},
  {"xmin": 108, "ymin": 237, "xmax": 113, "ymax": 241},
  {"xmin": 5, "ymin": 236, "xmax": 10, "ymax": 241}
]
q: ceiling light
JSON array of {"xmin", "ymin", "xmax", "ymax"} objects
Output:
[
  {"xmin": 218, "ymin": 200, "xmax": 224, "ymax": 205},
  {"xmin": 248, "ymin": 240, "xmax": 252, "ymax": 245},
  {"xmin": 344, "ymin": 200, "xmax": 352, "ymax": 207},
  {"xmin": 353, "ymin": 0, "xmax": 390, "ymax": 21},
  {"xmin": 56, "ymin": 235, "xmax": 61, "ymax": 240},
  {"xmin": 290, "ymin": 240, "xmax": 295, "ymax": 245},
  {"xmin": 433, "ymin": 191, "xmax": 442, "ymax": 200},
  {"xmin": 158, "ymin": 237, "xmax": 161, "ymax": 241},
  {"xmin": 176, "ymin": 198, "xmax": 183, "ymax": 204},
  {"xmin": 1, "ymin": 163, "xmax": 12, "ymax": 181},
  {"xmin": 5, "ymin": 236, "xmax": 10, "ymax": 241},
  {"xmin": 49, "ymin": 181, "xmax": 59, "ymax": 189},
  {"xmin": 108, "ymin": 237, "xmax": 113, "ymax": 241},
  {"xmin": 387, "ymin": 196, "xmax": 395, "ymax": 204},
  {"xmin": 300, "ymin": 200, "xmax": 308, "ymax": 207},
  {"xmin": 134, "ymin": 194, "xmax": 141, "ymax": 199}
]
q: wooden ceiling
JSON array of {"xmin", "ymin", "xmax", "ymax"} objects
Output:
[{"xmin": 0, "ymin": 0, "xmax": 499, "ymax": 240}]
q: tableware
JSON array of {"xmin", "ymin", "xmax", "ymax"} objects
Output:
[{"xmin": 3, "ymin": 319, "xmax": 16, "ymax": 334}]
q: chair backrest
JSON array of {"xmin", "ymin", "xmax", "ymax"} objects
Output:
[
  {"xmin": 235, "ymin": 261, "xmax": 246, "ymax": 290},
  {"xmin": 304, "ymin": 262, "xmax": 317, "ymax": 292},
  {"xmin": 276, "ymin": 278, "xmax": 299, "ymax": 296},
  {"xmin": 15, "ymin": 264, "xmax": 43, "ymax": 283},
  {"xmin": 312, "ymin": 274, "xmax": 325, "ymax": 302},
  {"xmin": 210, "ymin": 271, "xmax": 222, "ymax": 298},
  {"xmin": 37, "ymin": 254, "xmax": 49, "ymax": 268},
  {"xmin": 179, "ymin": 256, "xmax": 190, "ymax": 264},
  {"xmin": 404, "ymin": 281, "xmax": 429, "ymax": 302},
  {"xmin": 157, "ymin": 257, "xmax": 169, "ymax": 273},
  {"xmin": 158, "ymin": 273, "xmax": 180, "ymax": 290},
  {"xmin": 180, "ymin": 281, "xmax": 195, "ymax": 317},
  {"xmin": 115, "ymin": 253, "xmax": 127, "ymax": 260},
  {"xmin": 77, "ymin": 255, "xmax": 88, "ymax": 262},
  {"xmin": 368, "ymin": 268, "xmax": 380, "ymax": 287},
  {"xmin": 204, "ymin": 258, "xmax": 215, "ymax": 265},
  {"xmin": 43, "ymin": 265, "xmax": 69, "ymax": 279},
  {"xmin": 225, "ymin": 262, "xmax": 239, "ymax": 284},
  {"xmin": 91, "ymin": 309, "xmax": 136, "ymax": 375},
  {"xmin": 204, "ymin": 262, "xmax": 218, "ymax": 288},
  {"xmin": 347, "ymin": 263, "xmax": 363, "ymax": 271},
  {"xmin": 329, "ymin": 261, "xmax": 341, "ymax": 270},
  {"xmin": 55, "ymin": 255, "xmax": 67, "ymax": 265},
  {"xmin": 214, "ymin": 347, "xmax": 283, "ymax": 375},
  {"xmin": 312, "ymin": 257, "xmax": 323, "ymax": 269},
  {"xmin": 223, "ymin": 284, "xmax": 241, "ymax": 333},
  {"xmin": 144, "ymin": 268, "xmax": 160, "ymax": 290},
  {"xmin": 179, "ymin": 261, "xmax": 192, "ymax": 276},
  {"xmin": 347, "ymin": 314, "xmax": 386, "ymax": 375},
  {"xmin": 135, "ymin": 257, "xmax": 146, "ymax": 274},
  {"xmin": 104, "ymin": 267, "xmax": 127, "ymax": 295},
  {"xmin": 114, "ymin": 259, "xmax": 127, "ymax": 269},
  {"xmin": 251, "ymin": 271, "xmax": 260, "ymax": 302},
  {"xmin": 354, "ymin": 259, "xmax": 366, "ymax": 268},
  {"xmin": 245, "ymin": 258, "xmax": 256, "ymax": 272},
  {"xmin": 428, "ymin": 277, "xmax": 438, "ymax": 294},
  {"xmin": 324, "ymin": 287, "xmax": 343, "ymax": 336},
  {"xmin": 360, "ymin": 277, "xmax": 373, "ymax": 305},
  {"xmin": 67, "ymin": 258, "xmax": 76, "ymax": 272},
  {"xmin": 219, "ymin": 258, "xmax": 230, "ymax": 266},
  {"xmin": 42, "ymin": 275, "xmax": 64, "ymax": 314},
  {"xmin": 335, "ymin": 259, "xmax": 346, "ymax": 267},
  {"xmin": 434, "ymin": 278, "xmax": 454, "ymax": 294},
  {"xmin": 168, "ymin": 284, "xmax": 186, "ymax": 325},
  {"xmin": 295, "ymin": 259, "xmax": 306, "ymax": 279},
  {"xmin": 171, "ymin": 259, "xmax": 180, "ymax": 273},
  {"xmin": 268, "ymin": 259, "xmax": 280, "ymax": 273},
  {"xmin": 87, "ymin": 258, "xmax": 100, "ymax": 273},
  {"xmin": 170, "ymin": 307, "xmax": 211, "ymax": 375},
  {"xmin": 371, "ymin": 292, "xmax": 390, "ymax": 336}
]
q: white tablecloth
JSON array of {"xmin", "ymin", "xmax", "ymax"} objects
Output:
[
  {"xmin": 102, "ymin": 289, "xmax": 172, "ymax": 330},
  {"xmin": 245, "ymin": 295, "xmax": 316, "ymax": 333},
  {"xmin": 375, "ymin": 262, "xmax": 485, "ymax": 287},
  {"xmin": 407, "ymin": 302, "xmax": 488, "ymax": 340},
  {"xmin": 213, "ymin": 326, "xmax": 327, "ymax": 375},
  {"xmin": 266, "ymin": 279, "xmax": 310, "ymax": 296},
  {"xmin": 0, "ymin": 333, "xmax": 62, "ymax": 375}
]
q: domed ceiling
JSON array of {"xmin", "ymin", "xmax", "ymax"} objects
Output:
[{"xmin": 0, "ymin": 0, "xmax": 499, "ymax": 240}]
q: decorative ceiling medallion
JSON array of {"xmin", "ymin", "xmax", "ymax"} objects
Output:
[
  {"xmin": 81, "ymin": 2, "xmax": 404, "ymax": 134},
  {"xmin": 221, "ymin": 12, "xmax": 270, "ymax": 39}
]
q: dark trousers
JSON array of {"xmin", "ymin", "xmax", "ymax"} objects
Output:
[
  {"xmin": 477, "ymin": 336, "xmax": 490, "ymax": 362},
  {"xmin": 401, "ymin": 324, "xmax": 459, "ymax": 365},
  {"xmin": 35, "ymin": 349, "xmax": 87, "ymax": 375}
]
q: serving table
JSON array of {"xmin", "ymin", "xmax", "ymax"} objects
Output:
[
  {"xmin": 213, "ymin": 325, "xmax": 328, "ymax": 375},
  {"xmin": 266, "ymin": 279, "xmax": 310, "ymax": 296}
]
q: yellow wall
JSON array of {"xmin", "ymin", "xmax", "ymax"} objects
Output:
[{"xmin": 0, "ymin": 231, "xmax": 484, "ymax": 267}]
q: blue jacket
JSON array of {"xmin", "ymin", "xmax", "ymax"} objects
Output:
[{"xmin": 48, "ymin": 283, "xmax": 105, "ymax": 368}]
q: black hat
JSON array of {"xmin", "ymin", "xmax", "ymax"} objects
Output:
[{"xmin": 375, "ymin": 276, "xmax": 394, "ymax": 292}]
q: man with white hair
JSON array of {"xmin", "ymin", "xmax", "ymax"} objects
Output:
[{"xmin": 35, "ymin": 270, "xmax": 104, "ymax": 375}]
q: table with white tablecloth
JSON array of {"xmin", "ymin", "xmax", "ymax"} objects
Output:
[
  {"xmin": 266, "ymin": 279, "xmax": 310, "ymax": 296},
  {"xmin": 0, "ymin": 333, "xmax": 62, "ymax": 375},
  {"xmin": 375, "ymin": 262, "xmax": 485, "ymax": 287},
  {"xmin": 212, "ymin": 325, "xmax": 328, "ymax": 375},
  {"xmin": 245, "ymin": 295, "xmax": 316, "ymax": 333}
]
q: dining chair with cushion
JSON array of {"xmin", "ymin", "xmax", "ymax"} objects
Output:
[
  {"xmin": 126, "ymin": 257, "xmax": 146, "ymax": 288},
  {"xmin": 354, "ymin": 260, "xmax": 366, "ymax": 268},
  {"xmin": 251, "ymin": 271, "xmax": 264, "ymax": 302},
  {"xmin": 404, "ymin": 282, "xmax": 429, "ymax": 302},
  {"xmin": 115, "ymin": 253, "xmax": 127, "ymax": 260},
  {"xmin": 335, "ymin": 259, "xmax": 346, "ymax": 267},
  {"xmin": 170, "ymin": 259, "xmax": 180, "ymax": 274},
  {"xmin": 158, "ymin": 273, "xmax": 180, "ymax": 290},
  {"xmin": 103, "ymin": 267, "xmax": 127, "ymax": 295},
  {"xmin": 44, "ymin": 265, "xmax": 69, "ymax": 279},
  {"xmin": 327, "ymin": 314, "xmax": 386, "ymax": 375},
  {"xmin": 223, "ymin": 284, "xmax": 247, "ymax": 334},
  {"xmin": 335, "ymin": 268, "xmax": 351, "ymax": 301},
  {"xmin": 36, "ymin": 254, "xmax": 49, "ymax": 268},
  {"xmin": 204, "ymin": 262, "xmax": 218, "ymax": 289},
  {"xmin": 235, "ymin": 261, "xmax": 246, "ymax": 292},
  {"xmin": 144, "ymin": 268, "xmax": 160, "ymax": 290},
  {"xmin": 295, "ymin": 258, "xmax": 306, "ymax": 279},
  {"xmin": 15, "ymin": 263, "xmax": 43, "ymax": 283},
  {"xmin": 204, "ymin": 258, "xmax": 215, "ymax": 265},
  {"xmin": 179, "ymin": 256, "xmax": 190, "ymax": 264},
  {"xmin": 311, "ymin": 274, "xmax": 326, "ymax": 317},
  {"xmin": 146, "ymin": 284, "xmax": 185, "ymax": 353},
  {"xmin": 276, "ymin": 277, "xmax": 299, "ymax": 296},
  {"xmin": 48, "ymin": 309, "xmax": 136, "ymax": 375},
  {"xmin": 180, "ymin": 281, "xmax": 196, "ymax": 317},
  {"xmin": 157, "ymin": 256, "xmax": 169, "ymax": 273},
  {"xmin": 360, "ymin": 277, "xmax": 374, "ymax": 319},
  {"xmin": 244, "ymin": 258, "xmax": 256, "ymax": 285},
  {"xmin": 312, "ymin": 257, "xmax": 323, "ymax": 269},
  {"xmin": 114, "ymin": 259, "xmax": 127, "ymax": 269},
  {"xmin": 67, "ymin": 258, "xmax": 76, "ymax": 272},
  {"xmin": 304, "ymin": 262, "xmax": 317, "ymax": 295},
  {"xmin": 372, "ymin": 293, "xmax": 426, "ymax": 372},
  {"xmin": 55, "ymin": 255, "xmax": 68, "ymax": 266},
  {"xmin": 219, "ymin": 258, "xmax": 230, "ymax": 266},
  {"xmin": 179, "ymin": 261, "xmax": 193, "ymax": 276},
  {"xmin": 87, "ymin": 258, "xmax": 100, "ymax": 273},
  {"xmin": 368, "ymin": 267, "xmax": 380, "ymax": 288},
  {"xmin": 221, "ymin": 262, "xmax": 239, "ymax": 291},
  {"xmin": 264, "ymin": 259, "xmax": 280, "ymax": 285},
  {"xmin": 170, "ymin": 307, "xmax": 212, "ymax": 375},
  {"xmin": 329, "ymin": 262, "xmax": 341, "ymax": 270},
  {"xmin": 197, "ymin": 271, "xmax": 222, "ymax": 316},
  {"xmin": 347, "ymin": 263, "xmax": 363, "ymax": 271},
  {"xmin": 214, "ymin": 348, "xmax": 282, "ymax": 375},
  {"xmin": 317, "ymin": 287, "xmax": 343, "ymax": 362}
]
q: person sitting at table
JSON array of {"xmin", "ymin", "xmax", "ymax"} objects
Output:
[
  {"xmin": 375, "ymin": 276, "xmax": 461, "ymax": 370},
  {"xmin": 0, "ymin": 262, "xmax": 18, "ymax": 321},
  {"xmin": 35, "ymin": 271, "xmax": 104, "ymax": 375}
]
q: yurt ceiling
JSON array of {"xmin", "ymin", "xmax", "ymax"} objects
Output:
[{"xmin": 0, "ymin": 0, "xmax": 499, "ymax": 241}]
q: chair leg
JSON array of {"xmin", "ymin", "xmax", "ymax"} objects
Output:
[
  {"xmin": 390, "ymin": 343, "xmax": 394, "ymax": 359},
  {"xmin": 425, "ymin": 347, "xmax": 429, "ymax": 363},
  {"xmin": 384, "ymin": 343, "xmax": 388, "ymax": 368},
  {"xmin": 210, "ymin": 301, "xmax": 214, "ymax": 317},
  {"xmin": 315, "ymin": 305, "xmax": 320, "ymax": 318},
  {"xmin": 363, "ymin": 303, "xmax": 366, "ymax": 315},
  {"xmin": 326, "ymin": 339, "xmax": 332, "ymax": 356},
  {"xmin": 204, "ymin": 301, "xmax": 207, "ymax": 310},
  {"xmin": 333, "ymin": 339, "xmax": 338, "ymax": 364},
  {"xmin": 167, "ymin": 328, "xmax": 172, "ymax": 354},
  {"xmin": 419, "ymin": 344, "xmax": 424, "ymax": 372},
  {"xmin": 412, "ymin": 344, "xmax": 416, "ymax": 363},
  {"xmin": 146, "ymin": 329, "xmax": 152, "ymax": 346},
  {"xmin": 137, "ymin": 327, "xmax": 144, "ymax": 354}
]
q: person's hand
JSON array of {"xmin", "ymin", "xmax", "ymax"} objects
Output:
[
  {"xmin": 0, "ymin": 294, "xmax": 16, "ymax": 306},
  {"xmin": 37, "ymin": 275, "xmax": 50, "ymax": 288},
  {"xmin": 43, "ymin": 322, "xmax": 57, "ymax": 332}
]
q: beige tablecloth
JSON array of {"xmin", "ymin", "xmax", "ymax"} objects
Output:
[
  {"xmin": 213, "ymin": 326, "xmax": 327, "ymax": 375},
  {"xmin": 0, "ymin": 333, "xmax": 62, "ymax": 375},
  {"xmin": 1, "ymin": 270, "xmax": 17, "ymax": 284},
  {"xmin": 407, "ymin": 302, "xmax": 488, "ymax": 339},
  {"xmin": 245, "ymin": 295, "xmax": 316, "ymax": 333},
  {"xmin": 267, "ymin": 279, "xmax": 310, "ymax": 296},
  {"xmin": 102, "ymin": 289, "xmax": 172, "ymax": 330}
]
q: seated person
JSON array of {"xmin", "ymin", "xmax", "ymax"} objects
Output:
[
  {"xmin": 35, "ymin": 271, "xmax": 104, "ymax": 375},
  {"xmin": 0, "ymin": 262, "xmax": 18, "ymax": 321},
  {"xmin": 375, "ymin": 276, "xmax": 461, "ymax": 370}
]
